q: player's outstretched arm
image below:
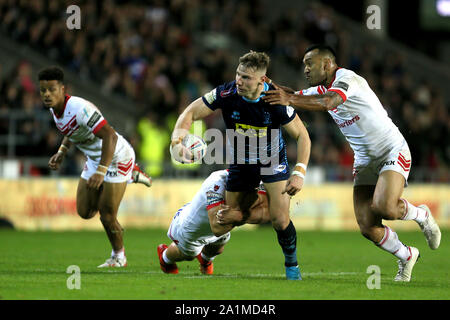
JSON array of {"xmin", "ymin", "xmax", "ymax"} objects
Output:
[
  {"xmin": 88, "ymin": 123, "xmax": 118, "ymax": 189},
  {"xmin": 263, "ymin": 76, "xmax": 295, "ymax": 94},
  {"xmin": 263, "ymin": 83, "xmax": 343, "ymax": 111},
  {"xmin": 282, "ymin": 115, "xmax": 311, "ymax": 196},
  {"xmin": 48, "ymin": 136, "xmax": 72, "ymax": 170}
]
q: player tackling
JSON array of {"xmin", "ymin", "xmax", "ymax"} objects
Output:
[
  {"xmin": 170, "ymin": 51, "xmax": 311, "ymax": 280},
  {"xmin": 262, "ymin": 44, "xmax": 441, "ymax": 282},
  {"xmin": 38, "ymin": 66, "xmax": 152, "ymax": 268},
  {"xmin": 157, "ymin": 170, "xmax": 270, "ymax": 275}
]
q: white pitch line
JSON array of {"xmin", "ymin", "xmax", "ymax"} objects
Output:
[{"xmin": 183, "ymin": 272, "xmax": 360, "ymax": 279}]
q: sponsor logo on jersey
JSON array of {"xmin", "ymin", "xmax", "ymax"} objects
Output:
[
  {"xmin": 335, "ymin": 115, "xmax": 360, "ymax": 128},
  {"xmin": 332, "ymin": 81, "xmax": 349, "ymax": 91},
  {"xmin": 235, "ymin": 123, "xmax": 267, "ymax": 137},
  {"xmin": 273, "ymin": 164, "xmax": 286, "ymax": 174},
  {"xmin": 87, "ymin": 111, "xmax": 101, "ymax": 128},
  {"xmin": 214, "ymin": 185, "xmax": 220, "ymax": 191},
  {"xmin": 231, "ymin": 111, "xmax": 240, "ymax": 120},
  {"xmin": 106, "ymin": 170, "xmax": 118, "ymax": 177},
  {"xmin": 286, "ymin": 106, "xmax": 295, "ymax": 118},
  {"xmin": 220, "ymin": 88, "xmax": 234, "ymax": 98},
  {"xmin": 377, "ymin": 160, "xmax": 396, "ymax": 171},
  {"xmin": 82, "ymin": 108, "xmax": 89, "ymax": 119}
]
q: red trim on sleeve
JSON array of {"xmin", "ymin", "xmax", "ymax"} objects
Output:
[
  {"xmin": 317, "ymin": 86, "xmax": 323, "ymax": 95},
  {"xmin": 328, "ymin": 89, "xmax": 347, "ymax": 102},
  {"xmin": 206, "ymin": 200, "xmax": 225, "ymax": 211},
  {"xmin": 92, "ymin": 119, "xmax": 107, "ymax": 134}
]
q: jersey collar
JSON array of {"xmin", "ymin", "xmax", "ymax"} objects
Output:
[
  {"xmin": 53, "ymin": 95, "xmax": 71, "ymax": 119},
  {"xmin": 326, "ymin": 67, "xmax": 341, "ymax": 89},
  {"xmin": 241, "ymin": 82, "xmax": 269, "ymax": 103}
]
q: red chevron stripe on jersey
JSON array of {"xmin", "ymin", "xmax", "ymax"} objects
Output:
[
  {"xmin": 56, "ymin": 115, "xmax": 76, "ymax": 132},
  {"xmin": 67, "ymin": 125, "xmax": 80, "ymax": 137},
  {"xmin": 317, "ymin": 86, "xmax": 324, "ymax": 94},
  {"xmin": 397, "ymin": 153, "xmax": 411, "ymax": 172},
  {"xmin": 59, "ymin": 116, "xmax": 78, "ymax": 135},
  {"xmin": 118, "ymin": 159, "xmax": 133, "ymax": 176}
]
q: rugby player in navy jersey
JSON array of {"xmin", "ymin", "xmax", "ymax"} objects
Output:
[{"xmin": 170, "ymin": 51, "xmax": 311, "ymax": 280}]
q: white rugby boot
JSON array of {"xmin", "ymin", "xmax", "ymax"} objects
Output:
[
  {"xmin": 132, "ymin": 164, "xmax": 152, "ymax": 187},
  {"xmin": 417, "ymin": 205, "xmax": 441, "ymax": 250},
  {"xmin": 97, "ymin": 255, "xmax": 127, "ymax": 268},
  {"xmin": 394, "ymin": 246, "xmax": 420, "ymax": 282}
]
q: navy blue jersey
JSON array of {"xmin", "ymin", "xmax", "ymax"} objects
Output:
[{"xmin": 202, "ymin": 81, "xmax": 296, "ymax": 165}]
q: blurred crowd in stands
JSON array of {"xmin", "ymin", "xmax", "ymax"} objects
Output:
[{"xmin": 0, "ymin": 0, "xmax": 448, "ymax": 182}]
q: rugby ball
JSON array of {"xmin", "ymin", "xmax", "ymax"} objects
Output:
[{"xmin": 170, "ymin": 134, "xmax": 207, "ymax": 163}]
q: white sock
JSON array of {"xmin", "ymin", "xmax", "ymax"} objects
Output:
[
  {"xmin": 162, "ymin": 250, "xmax": 174, "ymax": 264},
  {"xmin": 201, "ymin": 252, "xmax": 215, "ymax": 262},
  {"xmin": 377, "ymin": 226, "xmax": 411, "ymax": 262},
  {"xmin": 112, "ymin": 248, "xmax": 125, "ymax": 259},
  {"xmin": 401, "ymin": 199, "xmax": 428, "ymax": 224}
]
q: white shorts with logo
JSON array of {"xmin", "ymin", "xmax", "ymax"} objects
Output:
[
  {"xmin": 353, "ymin": 139, "xmax": 411, "ymax": 186},
  {"xmin": 167, "ymin": 213, "xmax": 231, "ymax": 257},
  {"xmin": 81, "ymin": 142, "xmax": 135, "ymax": 183}
]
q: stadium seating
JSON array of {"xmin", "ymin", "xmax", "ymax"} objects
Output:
[{"xmin": 0, "ymin": 0, "xmax": 448, "ymax": 182}]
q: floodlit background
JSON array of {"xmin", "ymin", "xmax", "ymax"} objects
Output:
[{"xmin": 0, "ymin": 0, "xmax": 448, "ymax": 231}]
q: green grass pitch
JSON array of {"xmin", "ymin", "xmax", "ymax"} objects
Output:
[{"xmin": 0, "ymin": 227, "xmax": 448, "ymax": 300}]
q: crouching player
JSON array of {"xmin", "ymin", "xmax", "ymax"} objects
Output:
[{"xmin": 157, "ymin": 170, "xmax": 270, "ymax": 275}]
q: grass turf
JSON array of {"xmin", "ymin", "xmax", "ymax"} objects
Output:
[{"xmin": 0, "ymin": 227, "xmax": 448, "ymax": 300}]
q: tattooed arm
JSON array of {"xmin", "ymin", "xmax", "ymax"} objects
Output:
[{"xmin": 263, "ymin": 83, "xmax": 344, "ymax": 112}]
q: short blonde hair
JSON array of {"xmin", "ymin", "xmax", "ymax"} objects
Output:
[{"xmin": 238, "ymin": 51, "xmax": 270, "ymax": 72}]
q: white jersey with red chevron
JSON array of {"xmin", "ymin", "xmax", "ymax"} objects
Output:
[
  {"xmin": 297, "ymin": 68, "xmax": 407, "ymax": 162},
  {"xmin": 168, "ymin": 170, "xmax": 267, "ymax": 244},
  {"xmin": 50, "ymin": 95, "xmax": 132, "ymax": 163},
  {"xmin": 51, "ymin": 95, "xmax": 135, "ymax": 182},
  {"xmin": 168, "ymin": 170, "xmax": 229, "ymax": 244}
]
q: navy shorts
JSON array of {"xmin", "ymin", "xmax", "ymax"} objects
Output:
[{"xmin": 226, "ymin": 160, "xmax": 290, "ymax": 192}]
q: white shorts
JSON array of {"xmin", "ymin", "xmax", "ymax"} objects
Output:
[
  {"xmin": 167, "ymin": 215, "xmax": 231, "ymax": 257},
  {"xmin": 353, "ymin": 140, "xmax": 411, "ymax": 186},
  {"xmin": 81, "ymin": 143, "xmax": 135, "ymax": 183}
]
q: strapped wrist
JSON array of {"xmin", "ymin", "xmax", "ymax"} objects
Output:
[
  {"xmin": 58, "ymin": 144, "xmax": 69, "ymax": 154},
  {"xmin": 294, "ymin": 162, "xmax": 307, "ymax": 176},
  {"xmin": 291, "ymin": 170, "xmax": 305, "ymax": 179},
  {"xmin": 97, "ymin": 164, "xmax": 108, "ymax": 174}
]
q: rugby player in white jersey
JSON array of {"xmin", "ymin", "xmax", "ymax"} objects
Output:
[
  {"xmin": 38, "ymin": 67, "xmax": 152, "ymax": 268},
  {"xmin": 157, "ymin": 170, "xmax": 270, "ymax": 275},
  {"xmin": 262, "ymin": 44, "xmax": 441, "ymax": 282}
]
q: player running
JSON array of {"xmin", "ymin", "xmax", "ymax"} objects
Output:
[
  {"xmin": 157, "ymin": 170, "xmax": 270, "ymax": 275},
  {"xmin": 38, "ymin": 66, "xmax": 152, "ymax": 268},
  {"xmin": 262, "ymin": 44, "xmax": 441, "ymax": 282},
  {"xmin": 170, "ymin": 51, "xmax": 311, "ymax": 280}
]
